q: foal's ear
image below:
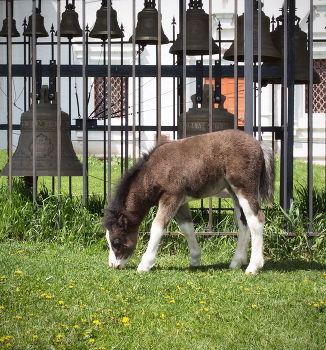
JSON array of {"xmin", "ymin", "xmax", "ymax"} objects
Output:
[{"xmin": 117, "ymin": 214, "xmax": 128, "ymax": 230}]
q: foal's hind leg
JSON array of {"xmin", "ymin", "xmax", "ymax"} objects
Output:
[
  {"xmin": 229, "ymin": 193, "xmax": 251, "ymax": 269},
  {"xmin": 175, "ymin": 203, "xmax": 201, "ymax": 268},
  {"xmin": 237, "ymin": 195, "xmax": 265, "ymax": 275}
]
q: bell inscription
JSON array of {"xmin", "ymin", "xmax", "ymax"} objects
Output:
[{"xmin": 178, "ymin": 85, "xmax": 234, "ymax": 139}]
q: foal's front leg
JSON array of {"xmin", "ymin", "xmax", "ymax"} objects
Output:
[
  {"xmin": 137, "ymin": 216, "xmax": 166, "ymax": 272},
  {"xmin": 137, "ymin": 197, "xmax": 179, "ymax": 272}
]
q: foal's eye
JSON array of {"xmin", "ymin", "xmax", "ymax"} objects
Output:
[{"xmin": 111, "ymin": 239, "xmax": 121, "ymax": 250}]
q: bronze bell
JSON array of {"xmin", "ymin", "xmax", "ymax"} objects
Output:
[
  {"xmin": 56, "ymin": 3, "xmax": 82, "ymax": 38},
  {"xmin": 0, "ymin": 17, "xmax": 20, "ymax": 37},
  {"xmin": 89, "ymin": 1, "xmax": 124, "ymax": 40},
  {"xmin": 169, "ymin": 1, "xmax": 220, "ymax": 56},
  {"xmin": 129, "ymin": 0, "xmax": 169, "ymax": 46},
  {"xmin": 178, "ymin": 85, "xmax": 234, "ymax": 139},
  {"xmin": 223, "ymin": 1, "xmax": 281, "ymax": 62},
  {"xmin": 23, "ymin": 10, "xmax": 49, "ymax": 38},
  {"xmin": 262, "ymin": 14, "xmax": 321, "ymax": 85},
  {"xmin": 1, "ymin": 86, "xmax": 83, "ymax": 177}
]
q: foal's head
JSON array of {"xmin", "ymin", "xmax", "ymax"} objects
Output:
[{"xmin": 105, "ymin": 211, "xmax": 138, "ymax": 269}]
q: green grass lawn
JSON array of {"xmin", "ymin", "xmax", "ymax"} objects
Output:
[{"xmin": 0, "ymin": 240, "xmax": 325, "ymax": 350}]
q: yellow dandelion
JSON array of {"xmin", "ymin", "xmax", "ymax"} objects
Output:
[
  {"xmin": 69, "ymin": 286, "xmax": 74, "ymax": 289},
  {"xmin": 17, "ymin": 250, "xmax": 23, "ymax": 254},
  {"xmin": 15, "ymin": 271, "xmax": 22, "ymax": 275},
  {"xmin": 121, "ymin": 317, "xmax": 130, "ymax": 323},
  {"xmin": 16, "ymin": 316, "xmax": 22, "ymax": 319},
  {"xmin": 252, "ymin": 304, "xmax": 258, "ymax": 308},
  {"xmin": 32, "ymin": 335, "xmax": 38, "ymax": 339},
  {"xmin": 73, "ymin": 325, "xmax": 79, "ymax": 329},
  {"xmin": 160, "ymin": 314, "xmax": 165, "ymax": 319},
  {"xmin": 176, "ymin": 286, "xmax": 182, "ymax": 290},
  {"xmin": 170, "ymin": 300, "xmax": 175, "ymax": 303},
  {"xmin": 199, "ymin": 301, "xmax": 206, "ymax": 304},
  {"xmin": 93, "ymin": 320, "xmax": 102, "ymax": 326},
  {"xmin": 56, "ymin": 334, "xmax": 63, "ymax": 339},
  {"xmin": 58, "ymin": 301, "xmax": 64, "ymax": 305},
  {"xmin": 0, "ymin": 306, "xmax": 5, "ymax": 309},
  {"xmin": 196, "ymin": 287, "xmax": 202, "ymax": 290},
  {"xmin": 89, "ymin": 339, "xmax": 95, "ymax": 343}
]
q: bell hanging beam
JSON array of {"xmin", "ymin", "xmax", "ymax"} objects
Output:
[
  {"xmin": 223, "ymin": 0, "xmax": 281, "ymax": 62},
  {"xmin": 1, "ymin": 86, "xmax": 83, "ymax": 177},
  {"xmin": 89, "ymin": 0, "xmax": 124, "ymax": 40},
  {"xmin": 129, "ymin": 0, "xmax": 169, "ymax": 46},
  {"xmin": 169, "ymin": 0, "xmax": 220, "ymax": 56},
  {"xmin": 56, "ymin": 1, "xmax": 82, "ymax": 39}
]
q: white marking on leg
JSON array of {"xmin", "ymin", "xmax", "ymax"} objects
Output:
[
  {"xmin": 229, "ymin": 199, "xmax": 249, "ymax": 269},
  {"xmin": 106, "ymin": 230, "xmax": 130, "ymax": 269},
  {"xmin": 137, "ymin": 219, "xmax": 165, "ymax": 272},
  {"xmin": 179, "ymin": 222, "xmax": 201, "ymax": 267},
  {"xmin": 237, "ymin": 197, "xmax": 265, "ymax": 275}
]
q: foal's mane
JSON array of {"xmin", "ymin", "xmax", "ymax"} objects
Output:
[{"xmin": 104, "ymin": 144, "xmax": 164, "ymax": 228}]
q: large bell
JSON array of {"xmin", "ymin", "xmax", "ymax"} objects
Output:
[
  {"xmin": 169, "ymin": 0, "xmax": 220, "ymax": 56},
  {"xmin": 178, "ymin": 85, "xmax": 234, "ymax": 139},
  {"xmin": 262, "ymin": 14, "xmax": 321, "ymax": 85},
  {"xmin": 89, "ymin": 0, "xmax": 124, "ymax": 40},
  {"xmin": 223, "ymin": 1, "xmax": 281, "ymax": 62},
  {"xmin": 1, "ymin": 86, "xmax": 83, "ymax": 177},
  {"xmin": 129, "ymin": 0, "xmax": 169, "ymax": 46},
  {"xmin": 23, "ymin": 10, "xmax": 49, "ymax": 38},
  {"xmin": 0, "ymin": 17, "xmax": 21, "ymax": 37},
  {"xmin": 56, "ymin": 3, "xmax": 82, "ymax": 38}
]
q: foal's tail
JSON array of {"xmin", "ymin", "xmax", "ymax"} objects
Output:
[{"xmin": 259, "ymin": 144, "xmax": 275, "ymax": 205}]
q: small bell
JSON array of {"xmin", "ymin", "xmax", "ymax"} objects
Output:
[
  {"xmin": 56, "ymin": 3, "xmax": 82, "ymax": 39},
  {"xmin": 23, "ymin": 9, "xmax": 49, "ymax": 38},
  {"xmin": 262, "ymin": 14, "xmax": 321, "ymax": 85},
  {"xmin": 1, "ymin": 86, "xmax": 83, "ymax": 177},
  {"xmin": 0, "ymin": 17, "xmax": 20, "ymax": 37},
  {"xmin": 170, "ymin": 0, "xmax": 219, "ymax": 56},
  {"xmin": 89, "ymin": 0, "xmax": 124, "ymax": 40},
  {"xmin": 223, "ymin": 0, "xmax": 281, "ymax": 62},
  {"xmin": 129, "ymin": 0, "xmax": 169, "ymax": 46}
]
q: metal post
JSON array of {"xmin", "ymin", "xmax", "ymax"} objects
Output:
[{"xmin": 244, "ymin": 0, "xmax": 253, "ymax": 135}]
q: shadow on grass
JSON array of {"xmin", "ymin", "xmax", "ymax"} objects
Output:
[{"xmin": 149, "ymin": 259, "xmax": 326, "ymax": 273}]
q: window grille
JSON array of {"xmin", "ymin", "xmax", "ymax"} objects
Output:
[
  {"xmin": 94, "ymin": 77, "xmax": 127, "ymax": 119},
  {"xmin": 305, "ymin": 59, "xmax": 326, "ymax": 113}
]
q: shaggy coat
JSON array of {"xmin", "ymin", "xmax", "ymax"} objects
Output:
[{"xmin": 104, "ymin": 129, "xmax": 274, "ymax": 274}]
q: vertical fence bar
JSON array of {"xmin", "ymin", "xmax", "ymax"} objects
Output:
[
  {"xmin": 157, "ymin": 0, "xmax": 162, "ymax": 144},
  {"xmin": 7, "ymin": 0, "xmax": 13, "ymax": 193},
  {"xmin": 243, "ymin": 0, "xmax": 253, "ymax": 135},
  {"xmin": 233, "ymin": 0, "xmax": 238, "ymax": 129},
  {"xmin": 208, "ymin": 0, "xmax": 213, "ymax": 232},
  {"xmin": 82, "ymin": 0, "xmax": 88, "ymax": 207},
  {"xmin": 57, "ymin": 0, "xmax": 62, "ymax": 215},
  {"xmin": 32, "ymin": 0, "xmax": 37, "ymax": 206},
  {"xmin": 308, "ymin": 0, "xmax": 313, "ymax": 232},
  {"xmin": 257, "ymin": 0, "xmax": 262, "ymax": 139},
  {"xmin": 182, "ymin": 0, "xmax": 186, "ymax": 139},
  {"xmin": 281, "ymin": 0, "xmax": 288, "ymax": 211},
  {"xmin": 132, "ymin": 0, "xmax": 136, "ymax": 163},
  {"xmin": 107, "ymin": 0, "xmax": 112, "ymax": 203}
]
